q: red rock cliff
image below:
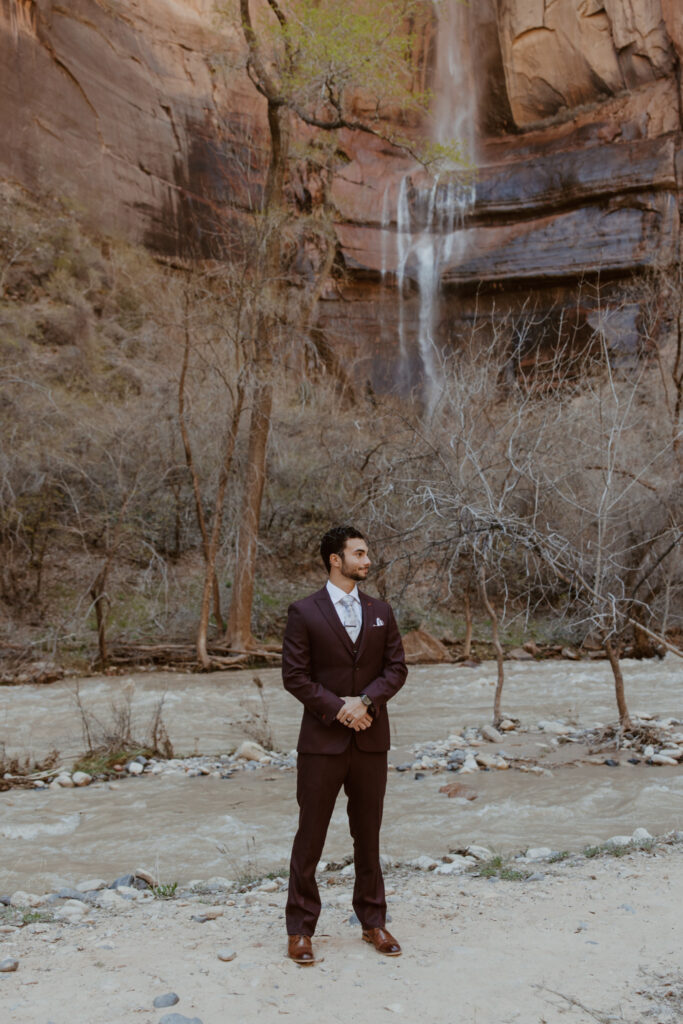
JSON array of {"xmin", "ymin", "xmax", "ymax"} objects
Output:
[{"xmin": 2, "ymin": 1, "xmax": 682, "ymax": 379}]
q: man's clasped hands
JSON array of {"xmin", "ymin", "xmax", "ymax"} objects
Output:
[{"xmin": 335, "ymin": 696, "xmax": 373, "ymax": 731}]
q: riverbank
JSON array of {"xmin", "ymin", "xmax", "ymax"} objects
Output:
[{"xmin": 2, "ymin": 835, "xmax": 682, "ymax": 1024}]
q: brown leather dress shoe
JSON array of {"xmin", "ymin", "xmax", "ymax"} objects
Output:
[
  {"xmin": 362, "ymin": 926, "xmax": 402, "ymax": 956},
  {"xmin": 287, "ymin": 934, "xmax": 317, "ymax": 965}
]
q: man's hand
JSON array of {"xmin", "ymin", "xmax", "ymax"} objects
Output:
[{"xmin": 336, "ymin": 697, "xmax": 372, "ymax": 731}]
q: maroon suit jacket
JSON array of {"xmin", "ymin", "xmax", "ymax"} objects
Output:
[{"xmin": 282, "ymin": 586, "xmax": 407, "ymax": 754}]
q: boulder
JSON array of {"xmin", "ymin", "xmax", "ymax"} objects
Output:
[
  {"xmin": 401, "ymin": 628, "xmax": 452, "ymax": 665},
  {"xmin": 235, "ymin": 740, "xmax": 269, "ymax": 762}
]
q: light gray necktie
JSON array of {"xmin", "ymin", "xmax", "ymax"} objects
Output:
[{"xmin": 339, "ymin": 595, "xmax": 360, "ymax": 643}]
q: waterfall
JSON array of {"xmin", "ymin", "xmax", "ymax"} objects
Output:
[{"xmin": 384, "ymin": 0, "xmax": 476, "ymax": 413}]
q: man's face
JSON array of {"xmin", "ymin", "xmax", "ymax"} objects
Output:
[{"xmin": 337, "ymin": 537, "xmax": 371, "ymax": 582}]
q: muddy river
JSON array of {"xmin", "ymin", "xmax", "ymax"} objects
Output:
[{"xmin": 1, "ymin": 657, "xmax": 681, "ymax": 892}]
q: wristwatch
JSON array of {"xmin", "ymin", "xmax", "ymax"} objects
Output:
[{"xmin": 360, "ymin": 694, "xmax": 372, "ymax": 707}]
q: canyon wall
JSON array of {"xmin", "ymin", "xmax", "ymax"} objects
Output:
[{"xmin": 2, "ymin": 1, "xmax": 682, "ymax": 384}]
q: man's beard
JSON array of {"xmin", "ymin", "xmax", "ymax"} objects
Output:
[{"xmin": 340, "ymin": 560, "xmax": 368, "ymax": 583}]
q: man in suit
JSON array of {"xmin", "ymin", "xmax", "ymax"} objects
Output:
[{"xmin": 282, "ymin": 524, "xmax": 408, "ymax": 965}]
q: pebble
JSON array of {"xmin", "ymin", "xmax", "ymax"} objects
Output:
[
  {"xmin": 650, "ymin": 754, "xmax": 678, "ymax": 766},
  {"xmin": 605, "ymin": 835, "xmax": 632, "ymax": 848},
  {"xmin": 76, "ymin": 879, "xmax": 108, "ymax": 893},
  {"xmin": 9, "ymin": 891, "xmax": 42, "ymax": 908},
  {"xmin": 191, "ymin": 909, "xmax": 223, "ymax": 923},
  {"xmin": 54, "ymin": 900, "xmax": 87, "ymax": 922},
  {"xmin": 481, "ymin": 725, "xmax": 504, "ymax": 742},
  {"xmin": 158, "ymin": 1016, "xmax": 203, "ymax": 1024},
  {"xmin": 204, "ymin": 876, "xmax": 234, "ymax": 891},
  {"xmin": 235, "ymin": 740, "xmax": 269, "ymax": 763},
  {"xmin": 55, "ymin": 772, "xmax": 74, "ymax": 787},
  {"xmin": 459, "ymin": 756, "xmax": 480, "ymax": 774},
  {"xmin": 410, "ymin": 855, "xmax": 438, "ymax": 871},
  {"xmin": 498, "ymin": 719, "xmax": 517, "ymax": 731},
  {"xmin": 71, "ymin": 771, "xmax": 92, "ymax": 787},
  {"xmin": 153, "ymin": 993, "xmax": 180, "ymax": 1008},
  {"xmin": 0, "ymin": 958, "xmax": 19, "ymax": 973},
  {"xmin": 466, "ymin": 845, "xmax": 493, "ymax": 861},
  {"xmin": 127, "ymin": 761, "xmax": 143, "ymax": 776},
  {"xmin": 537, "ymin": 720, "xmax": 570, "ymax": 735},
  {"xmin": 525, "ymin": 847, "xmax": 554, "ymax": 861},
  {"xmin": 217, "ymin": 949, "xmax": 237, "ymax": 962}
]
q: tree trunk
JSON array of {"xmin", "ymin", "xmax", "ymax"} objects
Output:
[
  {"xmin": 90, "ymin": 568, "xmax": 108, "ymax": 669},
  {"xmin": 225, "ymin": 100, "xmax": 289, "ymax": 651},
  {"xmin": 478, "ymin": 566, "xmax": 505, "ymax": 727},
  {"xmin": 604, "ymin": 635, "xmax": 632, "ymax": 730},
  {"xmin": 462, "ymin": 584, "xmax": 473, "ymax": 659},
  {"xmin": 197, "ymin": 383, "xmax": 245, "ymax": 668},
  {"xmin": 178, "ymin": 315, "xmax": 223, "ymax": 630},
  {"xmin": 225, "ymin": 380, "xmax": 273, "ymax": 650}
]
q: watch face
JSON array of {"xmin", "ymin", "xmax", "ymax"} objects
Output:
[{"xmin": 361, "ymin": 694, "xmax": 371, "ymax": 706}]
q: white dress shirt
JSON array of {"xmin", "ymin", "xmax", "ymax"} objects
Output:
[{"xmin": 326, "ymin": 579, "xmax": 362, "ymax": 643}]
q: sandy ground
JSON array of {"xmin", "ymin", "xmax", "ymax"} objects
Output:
[{"xmin": 2, "ymin": 843, "xmax": 682, "ymax": 1024}]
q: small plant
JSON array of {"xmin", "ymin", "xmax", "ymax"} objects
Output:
[
  {"xmin": 583, "ymin": 838, "xmax": 657, "ymax": 860},
  {"xmin": 547, "ymin": 850, "xmax": 570, "ymax": 863},
  {"xmin": 71, "ymin": 682, "xmax": 173, "ymax": 778},
  {"xmin": 243, "ymin": 676, "xmax": 276, "ymax": 751},
  {"xmin": 471, "ymin": 854, "xmax": 531, "ymax": 881},
  {"xmin": 152, "ymin": 882, "xmax": 178, "ymax": 900},
  {"xmin": 21, "ymin": 909, "xmax": 55, "ymax": 925}
]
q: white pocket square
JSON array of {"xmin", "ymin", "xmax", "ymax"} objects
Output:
[{"xmin": 372, "ymin": 617, "xmax": 385, "ymax": 627}]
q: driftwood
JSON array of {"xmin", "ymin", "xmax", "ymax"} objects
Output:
[{"xmin": 106, "ymin": 640, "xmax": 282, "ymax": 670}]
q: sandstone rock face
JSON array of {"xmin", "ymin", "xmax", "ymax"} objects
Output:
[
  {"xmin": 1, "ymin": 1, "xmax": 682, "ymax": 384},
  {"xmin": 0, "ymin": 0, "xmax": 263, "ymax": 251},
  {"xmin": 497, "ymin": 0, "xmax": 676, "ymax": 127}
]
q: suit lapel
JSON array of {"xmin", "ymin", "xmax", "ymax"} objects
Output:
[
  {"xmin": 355, "ymin": 590, "xmax": 375, "ymax": 661},
  {"xmin": 315, "ymin": 588, "xmax": 355, "ymax": 655}
]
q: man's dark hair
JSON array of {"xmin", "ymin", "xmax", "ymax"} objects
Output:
[{"xmin": 320, "ymin": 525, "xmax": 366, "ymax": 573}]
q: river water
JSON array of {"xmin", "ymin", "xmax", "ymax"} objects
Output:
[{"xmin": 1, "ymin": 658, "xmax": 681, "ymax": 892}]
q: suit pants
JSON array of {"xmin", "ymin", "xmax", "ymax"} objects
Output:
[{"xmin": 286, "ymin": 741, "xmax": 388, "ymax": 936}]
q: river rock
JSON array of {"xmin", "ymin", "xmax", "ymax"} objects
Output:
[
  {"xmin": 204, "ymin": 876, "xmax": 234, "ymax": 892},
  {"xmin": 159, "ymin": 1016, "xmax": 203, "ymax": 1024},
  {"xmin": 525, "ymin": 847, "xmax": 554, "ymax": 861},
  {"xmin": 54, "ymin": 887, "xmax": 89, "ymax": 903},
  {"xmin": 605, "ymin": 835, "xmax": 632, "ymax": 848},
  {"xmin": 127, "ymin": 761, "xmax": 144, "ymax": 775},
  {"xmin": 9, "ymin": 891, "xmax": 42, "ymax": 908},
  {"xmin": 217, "ymin": 949, "xmax": 237, "ymax": 962},
  {"xmin": 434, "ymin": 856, "xmax": 473, "ymax": 875},
  {"xmin": 95, "ymin": 889, "xmax": 128, "ymax": 911},
  {"xmin": 153, "ymin": 994, "xmax": 180, "ymax": 1009},
  {"xmin": 537, "ymin": 720, "xmax": 571, "ymax": 735},
  {"xmin": 498, "ymin": 719, "xmax": 517, "ymax": 731},
  {"xmin": 411, "ymin": 855, "xmax": 439, "ymax": 871},
  {"xmin": 0, "ymin": 958, "xmax": 19, "ymax": 973},
  {"xmin": 459, "ymin": 755, "xmax": 480, "ymax": 774},
  {"xmin": 632, "ymin": 828, "xmax": 652, "ymax": 842},
  {"xmin": 657, "ymin": 748, "xmax": 682, "ymax": 760},
  {"xmin": 76, "ymin": 879, "xmax": 108, "ymax": 893},
  {"xmin": 55, "ymin": 772, "xmax": 74, "ymax": 787},
  {"xmin": 235, "ymin": 740, "xmax": 269, "ymax": 762},
  {"xmin": 650, "ymin": 754, "xmax": 678, "ymax": 765},
  {"xmin": 71, "ymin": 770, "xmax": 92, "ymax": 787},
  {"xmin": 481, "ymin": 724, "xmax": 504, "ymax": 743},
  {"xmin": 54, "ymin": 899, "xmax": 88, "ymax": 922},
  {"xmin": 466, "ymin": 845, "xmax": 493, "ymax": 861}
]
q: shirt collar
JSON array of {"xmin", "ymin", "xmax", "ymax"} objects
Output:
[{"xmin": 326, "ymin": 579, "xmax": 359, "ymax": 605}]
